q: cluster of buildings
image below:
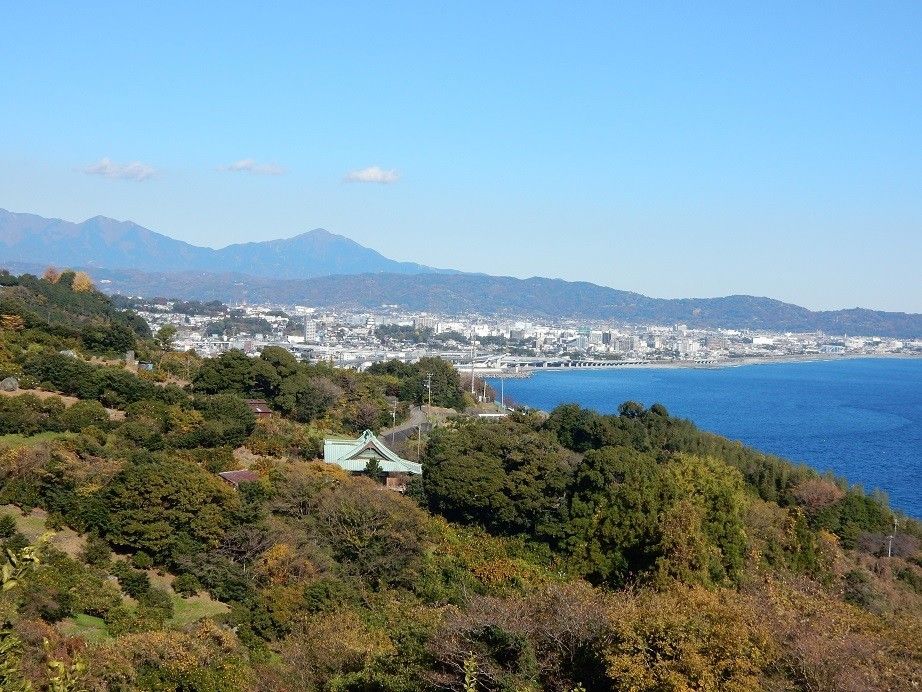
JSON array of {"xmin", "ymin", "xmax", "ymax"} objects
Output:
[{"xmin": 136, "ymin": 300, "xmax": 921, "ymax": 375}]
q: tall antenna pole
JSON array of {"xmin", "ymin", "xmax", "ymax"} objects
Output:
[
  {"xmin": 470, "ymin": 343, "xmax": 476, "ymax": 395},
  {"xmin": 425, "ymin": 372, "xmax": 433, "ymax": 411}
]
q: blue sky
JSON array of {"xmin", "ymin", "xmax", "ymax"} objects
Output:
[{"xmin": 1, "ymin": 2, "xmax": 920, "ymax": 312}]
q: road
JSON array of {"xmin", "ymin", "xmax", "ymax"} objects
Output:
[{"xmin": 381, "ymin": 405, "xmax": 432, "ymax": 445}]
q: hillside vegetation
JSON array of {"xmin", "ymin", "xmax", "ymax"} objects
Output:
[{"xmin": 0, "ymin": 271, "xmax": 920, "ymax": 691}]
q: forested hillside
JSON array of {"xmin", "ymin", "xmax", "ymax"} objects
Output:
[
  {"xmin": 45, "ymin": 264, "xmax": 922, "ymax": 337},
  {"xmin": 0, "ymin": 271, "xmax": 920, "ymax": 690}
]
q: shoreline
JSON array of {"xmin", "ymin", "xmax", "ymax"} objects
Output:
[{"xmin": 483, "ymin": 353, "xmax": 922, "ymax": 378}]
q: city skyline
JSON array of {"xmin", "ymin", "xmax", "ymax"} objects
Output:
[{"xmin": 2, "ymin": 3, "xmax": 921, "ymax": 312}]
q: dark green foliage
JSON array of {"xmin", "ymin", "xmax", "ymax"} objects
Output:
[
  {"xmin": 369, "ymin": 357, "xmax": 465, "ymax": 409},
  {"xmin": 131, "ymin": 551, "xmax": 153, "ymax": 569},
  {"xmin": 205, "ymin": 316, "xmax": 273, "ymax": 337},
  {"xmin": 303, "ymin": 577, "xmax": 359, "ymax": 614},
  {"xmin": 20, "ymin": 352, "xmax": 163, "ymax": 408},
  {"xmin": 173, "ymin": 551, "xmax": 252, "ymax": 603},
  {"xmin": 365, "ymin": 456, "xmax": 385, "ymax": 483},
  {"xmin": 58, "ymin": 399, "xmax": 110, "ymax": 432},
  {"xmin": 0, "ymin": 514, "xmax": 16, "ymax": 538},
  {"xmin": 544, "ymin": 403, "xmax": 653, "ymax": 453},
  {"xmin": 98, "ymin": 453, "xmax": 238, "ymax": 560},
  {"xmin": 192, "ymin": 350, "xmax": 258, "ymax": 396},
  {"xmin": 192, "ymin": 394, "xmax": 257, "ymax": 447},
  {"xmin": 80, "ymin": 321, "xmax": 137, "ymax": 354},
  {"xmin": 190, "ymin": 347, "xmax": 429, "ymax": 433},
  {"xmin": 173, "ymin": 572, "xmax": 202, "ymax": 596},
  {"xmin": 139, "ymin": 586, "xmax": 175, "ymax": 621},
  {"xmin": 897, "ymin": 566, "xmax": 922, "ymax": 594},
  {"xmin": 80, "ymin": 534, "xmax": 112, "ymax": 566},
  {"xmin": 111, "ymin": 561, "xmax": 152, "ymax": 599},
  {"xmin": 275, "ymin": 373, "xmax": 341, "ymax": 423},
  {"xmin": 424, "ymin": 418, "xmax": 575, "ymax": 540},
  {"xmin": 618, "ymin": 400, "xmax": 646, "ymax": 418},
  {"xmin": 565, "ymin": 446, "xmax": 667, "ymax": 582},
  {"xmin": 813, "ymin": 491, "xmax": 893, "ymax": 548},
  {"xmin": 0, "ymin": 273, "xmax": 150, "ymax": 364}
]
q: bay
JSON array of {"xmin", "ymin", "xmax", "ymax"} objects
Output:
[{"xmin": 489, "ymin": 358, "xmax": 922, "ymax": 518}]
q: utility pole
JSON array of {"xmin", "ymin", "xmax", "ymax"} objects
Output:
[
  {"xmin": 390, "ymin": 398, "xmax": 397, "ymax": 445},
  {"xmin": 887, "ymin": 516, "xmax": 898, "ymax": 558},
  {"xmin": 425, "ymin": 373, "xmax": 433, "ymax": 414},
  {"xmin": 470, "ymin": 343, "xmax": 476, "ymax": 395},
  {"xmin": 500, "ymin": 374, "xmax": 505, "ymax": 410}
]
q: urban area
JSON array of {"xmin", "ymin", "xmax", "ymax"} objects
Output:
[{"xmin": 123, "ymin": 296, "xmax": 920, "ymax": 378}]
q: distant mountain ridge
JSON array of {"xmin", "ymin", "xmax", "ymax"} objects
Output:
[
  {"xmin": 0, "ymin": 209, "xmax": 441, "ymax": 279},
  {"xmin": 2, "ymin": 262, "xmax": 916, "ymax": 338},
  {"xmin": 2, "ymin": 209, "xmax": 920, "ymax": 337}
]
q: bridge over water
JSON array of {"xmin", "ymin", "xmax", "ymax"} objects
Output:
[{"xmin": 459, "ymin": 356, "xmax": 719, "ymax": 373}]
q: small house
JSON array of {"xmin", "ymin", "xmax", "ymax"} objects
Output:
[
  {"xmin": 217, "ymin": 469, "xmax": 260, "ymax": 489},
  {"xmin": 244, "ymin": 399, "xmax": 274, "ymax": 418},
  {"xmin": 323, "ymin": 429, "xmax": 421, "ymax": 491}
]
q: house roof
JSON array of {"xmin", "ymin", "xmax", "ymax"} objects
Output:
[
  {"xmin": 244, "ymin": 399, "xmax": 272, "ymax": 414},
  {"xmin": 323, "ymin": 429, "xmax": 422, "ymax": 475},
  {"xmin": 217, "ymin": 469, "xmax": 261, "ymax": 486}
]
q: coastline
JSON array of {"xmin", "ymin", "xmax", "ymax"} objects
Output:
[{"xmin": 484, "ymin": 352, "xmax": 922, "ymax": 378}]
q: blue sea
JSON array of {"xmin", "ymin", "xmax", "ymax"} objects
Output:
[{"xmin": 489, "ymin": 358, "xmax": 922, "ymax": 518}]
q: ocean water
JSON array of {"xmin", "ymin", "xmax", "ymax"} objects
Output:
[{"xmin": 489, "ymin": 358, "xmax": 922, "ymax": 518}]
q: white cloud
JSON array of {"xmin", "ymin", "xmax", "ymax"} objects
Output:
[
  {"xmin": 83, "ymin": 157, "xmax": 156, "ymax": 181},
  {"xmin": 344, "ymin": 165, "xmax": 400, "ymax": 184},
  {"xmin": 219, "ymin": 159, "xmax": 286, "ymax": 175}
]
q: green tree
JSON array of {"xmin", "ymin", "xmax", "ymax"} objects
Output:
[
  {"xmin": 275, "ymin": 374, "xmax": 342, "ymax": 423},
  {"xmin": 566, "ymin": 446, "xmax": 667, "ymax": 584},
  {"xmin": 99, "ymin": 454, "xmax": 239, "ymax": 559},
  {"xmin": 192, "ymin": 349, "xmax": 255, "ymax": 395},
  {"xmin": 155, "ymin": 324, "xmax": 178, "ymax": 350},
  {"xmin": 58, "ymin": 400, "xmax": 110, "ymax": 433},
  {"xmin": 424, "ymin": 419, "xmax": 574, "ymax": 539}
]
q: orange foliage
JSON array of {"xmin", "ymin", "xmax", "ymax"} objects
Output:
[{"xmin": 71, "ymin": 271, "xmax": 94, "ymax": 293}]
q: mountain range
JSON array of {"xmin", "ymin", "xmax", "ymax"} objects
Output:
[
  {"xmin": 0, "ymin": 208, "xmax": 440, "ymax": 278},
  {"xmin": 1, "ymin": 208, "xmax": 920, "ymax": 337}
]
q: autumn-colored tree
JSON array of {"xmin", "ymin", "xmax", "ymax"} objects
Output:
[
  {"xmin": 0, "ymin": 314, "xmax": 25, "ymax": 332},
  {"xmin": 71, "ymin": 271, "xmax": 94, "ymax": 293},
  {"xmin": 43, "ymin": 267, "xmax": 62, "ymax": 283},
  {"xmin": 276, "ymin": 609, "xmax": 395, "ymax": 690},
  {"xmin": 791, "ymin": 477, "xmax": 846, "ymax": 515},
  {"xmin": 603, "ymin": 585, "xmax": 775, "ymax": 691}
]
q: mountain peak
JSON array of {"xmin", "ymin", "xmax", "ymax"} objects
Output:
[{"xmin": 0, "ymin": 208, "xmax": 444, "ymax": 280}]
